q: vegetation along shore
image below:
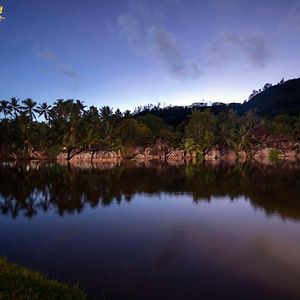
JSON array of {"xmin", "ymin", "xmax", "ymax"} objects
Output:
[{"xmin": 1, "ymin": 78, "xmax": 300, "ymax": 163}]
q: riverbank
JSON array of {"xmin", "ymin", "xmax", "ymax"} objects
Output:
[
  {"xmin": 1, "ymin": 147, "xmax": 300, "ymax": 165},
  {"xmin": 0, "ymin": 257, "xmax": 86, "ymax": 299},
  {"xmin": 1, "ymin": 135, "xmax": 299, "ymax": 164},
  {"xmin": 55, "ymin": 145, "xmax": 300, "ymax": 165}
]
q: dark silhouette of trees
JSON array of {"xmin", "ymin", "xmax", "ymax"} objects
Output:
[
  {"xmin": 36, "ymin": 102, "xmax": 52, "ymax": 121},
  {"xmin": 22, "ymin": 98, "xmax": 37, "ymax": 124},
  {"xmin": 10, "ymin": 98, "xmax": 21, "ymax": 119},
  {"xmin": 0, "ymin": 100, "xmax": 11, "ymax": 120},
  {"xmin": 1, "ymin": 78, "xmax": 300, "ymax": 159}
]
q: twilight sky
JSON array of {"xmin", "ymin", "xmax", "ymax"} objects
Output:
[{"xmin": 0, "ymin": 0, "xmax": 300, "ymax": 110}]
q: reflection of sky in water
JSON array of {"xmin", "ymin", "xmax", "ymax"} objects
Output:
[{"xmin": 1, "ymin": 193, "xmax": 300, "ymax": 299}]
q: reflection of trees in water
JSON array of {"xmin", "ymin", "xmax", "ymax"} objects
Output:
[{"xmin": 0, "ymin": 161, "xmax": 300, "ymax": 220}]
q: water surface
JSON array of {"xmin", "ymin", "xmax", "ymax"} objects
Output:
[{"xmin": 1, "ymin": 161, "xmax": 300, "ymax": 299}]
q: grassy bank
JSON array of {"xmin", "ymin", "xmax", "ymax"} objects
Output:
[{"xmin": 0, "ymin": 257, "xmax": 86, "ymax": 300}]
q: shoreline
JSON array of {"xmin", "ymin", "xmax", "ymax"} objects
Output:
[{"xmin": 1, "ymin": 150, "xmax": 299, "ymax": 167}]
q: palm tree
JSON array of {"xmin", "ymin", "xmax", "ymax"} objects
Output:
[
  {"xmin": 10, "ymin": 97, "xmax": 21, "ymax": 118},
  {"xmin": 0, "ymin": 100, "xmax": 12, "ymax": 120},
  {"xmin": 68, "ymin": 100, "xmax": 85, "ymax": 148},
  {"xmin": 51, "ymin": 99, "xmax": 66, "ymax": 119},
  {"xmin": 36, "ymin": 102, "xmax": 52, "ymax": 121},
  {"xmin": 179, "ymin": 137, "xmax": 202, "ymax": 158},
  {"xmin": 22, "ymin": 98, "xmax": 37, "ymax": 124},
  {"xmin": 56, "ymin": 99, "xmax": 86, "ymax": 159},
  {"xmin": 114, "ymin": 108, "xmax": 123, "ymax": 122},
  {"xmin": 218, "ymin": 123, "xmax": 237, "ymax": 149},
  {"xmin": 100, "ymin": 106, "xmax": 113, "ymax": 125},
  {"xmin": 74, "ymin": 100, "xmax": 86, "ymax": 116},
  {"xmin": 237, "ymin": 124, "xmax": 251, "ymax": 152}
]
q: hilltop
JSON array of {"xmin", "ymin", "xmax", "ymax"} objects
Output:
[
  {"xmin": 136, "ymin": 78, "xmax": 300, "ymax": 127},
  {"xmin": 243, "ymin": 78, "xmax": 300, "ymax": 116}
]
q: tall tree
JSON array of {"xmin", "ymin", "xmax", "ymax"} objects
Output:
[
  {"xmin": 10, "ymin": 98, "xmax": 21, "ymax": 119},
  {"xmin": 217, "ymin": 110, "xmax": 238, "ymax": 149},
  {"xmin": 22, "ymin": 98, "xmax": 37, "ymax": 124},
  {"xmin": 36, "ymin": 102, "xmax": 52, "ymax": 121},
  {"xmin": 0, "ymin": 100, "xmax": 12, "ymax": 120},
  {"xmin": 115, "ymin": 119, "xmax": 151, "ymax": 146},
  {"xmin": 185, "ymin": 109, "xmax": 217, "ymax": 152},
  {"xmin": 99, "ymin": 106, "xmax": 114, "ymax": 144}
]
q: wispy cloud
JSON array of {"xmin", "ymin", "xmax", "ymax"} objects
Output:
[
  {"xmin": 208, "ymin": 29, "xmax": 272, "ymax": 68},
  {"xmin": 34, "ymin": 46, "xmax": 80, "ymax": 79},
  {"xmin": 117, "ymin": 13, "xmax": 144, "ymax": 53},
  {"xmin": 105, "ymin": 17, "xmax": 115, "ymax": 34},
  {"xmin": 117, "ymin": 11, "xmax": 202, "ymax": 79},
  {"xmin": 115, "ymin": 1, "xmax": 273, "ymax": 80},
  {"xmin": 289, "ymin": 0, "xmax": 300, "ymax": 29},
  {"xmin": 148, "ymin": 26, "xmax": 201, "ymax": 79}
]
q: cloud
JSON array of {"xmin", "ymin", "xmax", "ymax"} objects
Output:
[
  {"xmin": 116, "ymin": 1, "xmax": 203, "ymax": 79},
  {"xmin": 129, "ymin": 0, "xmax": 152, "ymax": 17},
  {"xmin": 117, "ymin": 14, "xmax": 142, "ymax": 45},
  {"xmin": 35, "ymin": 47, "xmax": 56, "ymax": 60},
  {"xmin": 148, "ymin": 26, "xmax": 201, "ymax": 79},
  {"xmin": 56, "ymin": 63, "xmax": 79, "ymax": 79},
  {"xmin": 116, "ymin": 1, "xmax": 272, "ymax": 79},
  {"xmin": 208, "ymin": 29, "xmax": 272, "ymax": 68},
  {"xmin": 34, "ymin": 46, "xmax": 80, "ymax": 79},
  {"xmin": 105, "ymin": 17, "xmax": 115, "ymax": 34},
  {"xmin": 117, "ymin": 12, "xmax": 202, "ymax": 79},
  {"xmin": 241, "ymin": 33, "xmax": 271, "ymax": 67},
  {"xmin": 289, "ymin": 0, "xmax": 300, "ymax": 29}
]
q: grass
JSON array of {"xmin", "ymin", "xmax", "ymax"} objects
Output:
[{"xmin": 0, "ymin": 257, "xmax": 87, "ymax": 300}]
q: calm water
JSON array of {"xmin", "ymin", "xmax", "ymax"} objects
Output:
[{"xmin": 1, "ymin": 161, "xmax": 300, "ymax": 299}]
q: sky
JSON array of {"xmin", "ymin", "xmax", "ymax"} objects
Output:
[{"xmin": 0, "ymin": 0, "xmax": 300, "ymax": 111}]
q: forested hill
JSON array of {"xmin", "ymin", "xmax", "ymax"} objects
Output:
[
  {"xmin": 243, "ymin": 78, "xmax": 300, "ymax": 116},
  {"xmin": 136, "ymin": 78, "xmax": 300, "ymax": 127}
]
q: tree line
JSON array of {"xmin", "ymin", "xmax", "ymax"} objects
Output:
[{"xmin": 0, "ymin": 97, "xmax": 300, "ymax": 159}]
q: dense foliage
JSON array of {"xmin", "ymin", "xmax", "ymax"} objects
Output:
[{"xmin": 0, "ymin": 78, "xmax": 300, "ymax": 159}]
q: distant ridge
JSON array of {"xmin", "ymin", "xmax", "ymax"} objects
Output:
[
  {"xmin": 135, "ymin": 78, "xmax": 300, "ymax": 127},
  {"xmin": 243, "ymin": 78, "xmax": 300, "ymax": 116}
]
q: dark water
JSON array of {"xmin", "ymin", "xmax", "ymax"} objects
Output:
[{"xmin": 1, "ymin": 161, "xmax": 300, "ymax": 300}]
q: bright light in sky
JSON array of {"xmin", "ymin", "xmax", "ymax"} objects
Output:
[{"xmin": 0, "ymin": 0, "xmax": 300, "ymax": 110}]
